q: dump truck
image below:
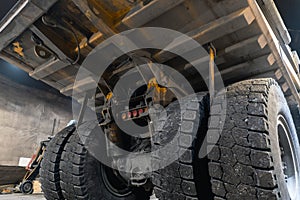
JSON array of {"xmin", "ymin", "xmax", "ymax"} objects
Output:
[{"xmin": 1, "ymin": 0, "xmax": 300, "ymax": 199}]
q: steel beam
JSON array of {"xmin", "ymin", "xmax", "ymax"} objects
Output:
[
  {"xmin": 60, "ymin": 76, "xmax": 97, "ymax": 96},
  {"xmin": 30, "ymin": 57, "xmax": 69, "ymax": 80},
  {"xmin": 154, "ymin": 7, "xmax": 255, "ymax": 63},
  {"xmin": 122, "ymin": 0, "xmax": 185, "ymax": 28},
  {"xmin": 71, "ymin": 0, "xmax": 115, "ymax": 38}
]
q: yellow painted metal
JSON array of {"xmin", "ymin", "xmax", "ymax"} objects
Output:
[
  {"xmin": 147, "ymin": 78, "xmax": 167, "ymax": 94},
  {"xmin": 209, "ymin": 45, "xmax": 216, "ymax": 103},
  {"xmin": 12, "ymin": 42, "xmax": 24, "ymax": 57},
  {"xmin": 88, "ymin": 0, "xmax": 141, "ymax": 26},
  {"xmin": 106, "ymin": 92, "xmax": 113, "ymax": 100},
  {"xmin": 209, "ymin": 47, "xmax": 215, "ymax": 86}
]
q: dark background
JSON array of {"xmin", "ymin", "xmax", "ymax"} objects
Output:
[
  {"xmin": 0, "ymin": 0, "xmax": 18, "ymax": 22},
  {"xmin": 275, "ymin": 0, "xmax": 300, "ymax": 53}
]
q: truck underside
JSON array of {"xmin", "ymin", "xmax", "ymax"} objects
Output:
[{"xmin": 1, "ymin": 0, "xmax": 300, "ymax": 199}]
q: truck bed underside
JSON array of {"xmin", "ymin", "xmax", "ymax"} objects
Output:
[{"xmin": 0, "ymin": 0, "xmax": 299, "ymax": 108}]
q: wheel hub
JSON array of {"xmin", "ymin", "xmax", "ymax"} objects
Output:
[
  {"xmin": 278, "ymin": 115, "xmax": 299, "ymax": 199},
  {"xmin": 100, "ymin": 165, "xmax": 132, "ymax": 197}
]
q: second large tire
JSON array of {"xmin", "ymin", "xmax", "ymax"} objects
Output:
[
  {"xmin": 151, "ymin": 93, "xmax": 213, "ymax": 199},
  {"xmin": 40, "ymin": 125, "xmax": 76, "ymax": 200},
  {"xmin": 59, "ymin": 121, "xmax": 151, "ymax": 200},
  {"xmin": 208, "ymin": 79, "xmax": 300, "ymax": 200}
]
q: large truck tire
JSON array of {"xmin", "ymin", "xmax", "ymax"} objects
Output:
[
  {"xmin": 40, "ymin": 125, "xmax": 76, "ymax": 200},
  {"xmin": 208, "ymin": 79, "xmax": 300, "ymax": 199},
  {"xmin": 59, "ymin": 121, "xmax": 151, "ymax": 200},
  {"xmin": 151, "ymin": 93, "xmax": 213, "ymax": 199}
]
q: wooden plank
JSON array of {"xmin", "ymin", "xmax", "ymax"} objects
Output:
[
  {"xmin": 122, "ymin": 0, "xmax": 185, "ymax": 28},
  {"xmin": 74, "ymin": 32, "xmax": 104, "ymax": 57},
  {"xmin": 196, "ymin": 54, "xmax": 276, "ymax": 85},
  {"xmin": 179, "ymin": 0, "xmax": 249, "ymax": 34},
  {"xmin": 154, "ymin": 7, "xmax": 255, "ymax": 63},
  {"xmin": 187, "ymin": 54, "xmax": 277, "ymax": 88},
  {"xmin": 203, "ymin": 0, "xmax": 249, "ymax": 18},
  {"xmin": 60, "ymin": 76, "xmax": 97, "ymax": 96},
  {"xmin": 220, "ymin": 54, "xmax": 276, "ymax": 81},
  {"xmin": 184, "ymin": 7, "xmax": 255, "ymax": 43},
  {"xmin": 215, "ymin": 34, "xmax": 270, "ymax": 66},
  {"xmin": 29, "ymin": 57, "xmax": 69, "ymax": 80},
  {"xmin": 52, "ymin": 75, "xmax": 75, "ymax": 87},
  {"xmin": 281, "ymin": 82, "xmax": 291, "ymax": 94},
  {"xmin": 183, "ymin": 35, "xmax": 268, "ymax": 70},
  {"xmin": 223, "ymin": 34, "xmax": 267, "ymax": 56},
  {"xmin": 210, "ymin": 34, "xmax": 268, "ymax": 66}
]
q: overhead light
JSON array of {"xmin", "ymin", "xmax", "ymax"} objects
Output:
[{"xmin": 0, "ymin": 0, "xmax": 29, "ymax": 33}]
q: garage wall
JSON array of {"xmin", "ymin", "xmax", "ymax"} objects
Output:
[{"xmin": 0, "ymin": 66, "xmax": 74, "ymax": 166}]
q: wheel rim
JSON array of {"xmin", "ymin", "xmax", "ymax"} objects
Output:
[
  {"xmin": 101, "ymin": 165, "xmax": 132, "ymax": 197},
  {"xmin": 22, "ymin": 182, "xmax": 32, "ymax": 193},
  {"xmin": 278, "ymin": 115, "xmax": 299, "ymax": 199}
]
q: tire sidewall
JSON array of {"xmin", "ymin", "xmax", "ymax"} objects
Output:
[
  {"xmin": 21, "ymin": 181, "xmax": 33, "ymax": 194},
  {"xmin": 72, "ymin": 122, "xmax": 148, "ymax": 200},
  {"xmin": 91, "ymin": 159, "xmax": 136, "ymax": 200},
  {"xmin": 268, "ymin": 85, "xmax": 300, "ymax": 200}
]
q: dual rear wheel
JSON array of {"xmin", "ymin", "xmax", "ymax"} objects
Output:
[{"xmin": 40, "ymin": 78, "xmax": 300, "ymax": 200}]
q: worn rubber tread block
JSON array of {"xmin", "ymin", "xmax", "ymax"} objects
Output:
[
  {"xmin": 40, "ymin": 125, "xmax": 76, "ymax": 200},
  {"xmin": 208, "ymin": 79, "xmax": 294, "ymax": 199},
  {"xmin": 151, "ymin": 93, "xmax": 212, "ymax": 199}
]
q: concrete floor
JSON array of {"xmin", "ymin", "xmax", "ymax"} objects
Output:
[
  {"xmin": 0, "ymin": 194, "xmax": 45, "ymax": 200},
  {"xmin": 0, "ymin": 194, "xmax": 158, "ymax": 199}
]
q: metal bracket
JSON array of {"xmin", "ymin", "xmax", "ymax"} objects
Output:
[
  {"xmin": 77, "ymin": 93, "xmax": 89, "ymax": 126},
  {"xmin": 209, "ymin": 43, "xmax": 217, "ymax": 105}
]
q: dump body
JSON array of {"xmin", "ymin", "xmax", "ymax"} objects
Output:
[{"xmin": 0, "ymin": 0, "xmax": 299, "ymax": 112}]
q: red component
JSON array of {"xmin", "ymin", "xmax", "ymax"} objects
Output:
[
  {"xmin": 138, "ymin": 109, "xmax": 144, "ymax": 115},
  {"xmin": 132, "ymin": 110, "xmax": 138, "ymax": 117},
  {"xmin": 26, "ymin": 154, "xmax": 36, "ymax": 171},
  {"xmin": 127, "ymin": 112, "xmax": 132, "ymax": 118}
]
